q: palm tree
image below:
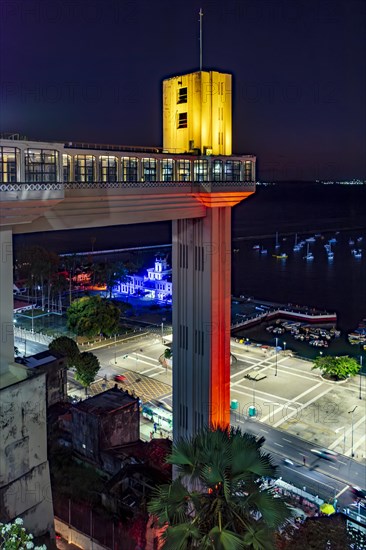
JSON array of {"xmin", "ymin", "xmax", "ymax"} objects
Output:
[{"xmin": 148, "ymin": 426, "xmax": 290, "ymax": 549}]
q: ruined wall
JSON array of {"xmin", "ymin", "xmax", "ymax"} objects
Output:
[
  {"xmin": 100, "ymin": 402, "xmax": 140, "ymax": 450},
  {"xmin": 0, "ymin": 370, "xmax": 55, "ymax": 538}
]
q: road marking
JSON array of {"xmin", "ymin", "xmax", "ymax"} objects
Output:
[
  {"xmin": 335, "ymin": 485, "xmax": 349, "ymax": 499},
  {"xmin": 338, "ymin": 460, "xmax": 347, "ymax": 465},
  {"xmin": 272, "ymin": 385, "xmax": 332, "ymax": 427},
  {"xmin": 260, "ymin": 428, "xmax": 269, "ymax": 433},
  {"xmin": 273, "ymin": 442, "xmax": 283, "ymax": 447},
  {"xmin": 283, "ymin": 438, "xmax": 292, "ymax": 443},
  {"xmin": 328, "ymin": 465, "xmax": 338, "ymax": 470}
]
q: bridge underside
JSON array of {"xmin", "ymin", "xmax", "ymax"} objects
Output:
[{"xmin": 2, "ymin": 190, "xmax": 254, "ymax": 433}]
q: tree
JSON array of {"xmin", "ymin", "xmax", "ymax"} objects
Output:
[
  {"xmin": 49, "ymin": 336, "xmax": 80, "ymax": 369},
  {"xmin": 312, "ymin": 355, "xmax": 360, "ymax": 380},
  {"xmin": 74, "ymin": 351, "xmax": 100, "ymax": 390},
  {"xmin": 164, "ymin": 348, "xmax": 172, "ymax": 360},
  {"xmin": 276, "ymin": 514, "xmax": 351, "ymax": 549},
  {"xmin": 17, "ymin": 245, "xmax": 59, "ymax": 310},
  {"xmin": 66, "ymin": 295, "xmax": 121, "ymax": 337},
  {"xmin": 93, "ymin": 260, "xmax": 128, "ymax": 298},
  {"xmin": 148, "ymin": 426, "xmax": 290, "ymax": 549}
]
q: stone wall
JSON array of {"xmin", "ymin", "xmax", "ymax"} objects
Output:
[{"xmin": 0, "ymin": 369, "xmax": 55, "ymax": 539}]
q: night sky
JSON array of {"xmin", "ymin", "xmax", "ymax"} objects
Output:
[{"xmin": 1, "ymin": 0, "xmax": 365, "ymax": 180}]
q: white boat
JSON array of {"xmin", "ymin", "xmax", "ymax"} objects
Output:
[
  {"xmin": 354, "ymin": 250, "xmax": 362, "ymax": 259},
  {"xmin": 253, "ymin": 244, "xmax": 260, "ymax": 250},
  {"xmin": 306, "ymin": 237, "xmax": 316, "ymax": 243},
  {"xmin": 260, "ymin": 246, "xmax": 268, "ymax": 255},
  {"xmin": 328, "ymin": 237, "xmax": 337, "ymax": 244},
  {"xmin": 304, "ymin": 242, "xmax": 314, "ymax": 261},
  {"xmin": 275, "ymin": 231, "xmax": 280, "ymax": 249},
  {"xmin": 293, "ymin": 233, "xmax": 301, "ymax": 252}
]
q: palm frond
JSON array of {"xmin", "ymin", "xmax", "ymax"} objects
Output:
[
  {"xmin": 242, "ymin": 524, "xmax": 275, "ymax": 550},
  {"xmin": 201, "ymin": 526, "xmax": 245, "ymax": 550},
  {"xmin": 162, "ymin": 523, "xmax": 202, "ymax": 550},
  {"xmin": 246, "ymin": 490, "xmax": 290, "ymax": 528}
]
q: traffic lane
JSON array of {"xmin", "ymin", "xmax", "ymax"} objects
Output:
[{"xmin": 232, "ymin": 415, "xmax": 366, "ymax": 487}]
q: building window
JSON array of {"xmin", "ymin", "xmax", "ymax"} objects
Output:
[
  {"xmin": 74, "ymin": 155, "xmax": 96, "ymax": 183},
  {"xmin": 244, "ymin": 160, "xmax": 253, "ymax": 181},
  {"xmin": 63, "ymin": 154, "xmax": 71, "ymax": 182},
  {"xmin": 161, "ymin": 159, "xmax": 174, "ymax": 181},
  {"xmin": 100, "ymin": 156, "xmax": 117, "ymax": 182},
  {"xmin": 0, "ymin": 147, "xmax": 19, "ymax": 182},
  {"xmin": 194, "ymin": 159, "xmax": 208, "ymax": 182},
  {"xmin": 142, "ymin": 158, "xmax": 157, "ymax": 182},
  {"xmin": 122, "ymin": 157, "xmax": 138, "ymax": 182},
  {"xmin": 25, "ymin": 149, "xmax": 58, "ymax": 182},
  {"xmin": 212, "ymin": 160, "xmax": 223, "ymax": 181},
  {"xmin": 225, "ymin": 160, "xmax": 241, "ymax": 181},
  {"xmin": 177, "ymin": 112, "xmax": 188, "ymax": 129},
  {"xmin": 177, "ymin": 87, "xmax": 187, "ymax": 104},
  {"xmin": 176, "ymin": 160, "xmax": 191, "ymax": 182}
]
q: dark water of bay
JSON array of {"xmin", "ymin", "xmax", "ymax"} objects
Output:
[
  {"xmin": 231, "ymin": 183, "xmax": 366, "ymax": 333},
  {"xmin": 14, "ymin": 182, "xmax": 366, "ymax": 354}
]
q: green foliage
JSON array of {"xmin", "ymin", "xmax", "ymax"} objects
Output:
[
  {"xmin": 49, "ymin": 335, "xmax": 79, "ymax": 368},
  {"xmin": 0, "ymin": 517, "xmax": 46, "ymax": 549},
  {"xmin": 276, "ymin": 514, "xmax": 351, "ymax": 549},
  {"xmin": 93, "ymin": 261, "xmax": 128, "ymax": 298},
  {"xmin": 74, "ymin": 351, "xmax": 100, "ymax": 388},
  {"xmin": 164, "ymin": 348, "xmax": 172, "ymax": 359},
  {"xmin": 66, "ymin": 295, "xmax": 120, "ymax": 337},
  {"xmin": 148, "ymin": 426, "xmax": 291, "ymax": 550},
  {"xmin": 312, "ymin": 355, "xmax": 360, "ymax": 380}
]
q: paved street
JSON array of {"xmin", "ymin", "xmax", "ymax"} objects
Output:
[
  {"xmin": 66, "ymin": 335, "xmax": 366, "ymax": 468},
  {"xmin": 19, "ymin": 330, "xmax": 366, "ymax": 508}
]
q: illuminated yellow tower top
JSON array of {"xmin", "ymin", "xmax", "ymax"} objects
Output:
[{"xmin": 163, "ymin": 70, "xmax": 232, "ymax": 156}]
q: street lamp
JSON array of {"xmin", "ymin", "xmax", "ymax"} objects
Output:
[
  {"xmin": 161, "ymin": 321, "xmax": 164, "ymax": 344},
  {"xmin": 348, "ymin": 406, "xmax": 358, "ymax": 458},
  {"xmin": 275, "ymin": 337, "xmax": 278, "ymax": 376},
  {"xmin": 31, "ymin": 305, "xmax": 34, "ymax": 334},
  {"xmin": 114, "ymin": 334, "xmax": 117, "ymax": 365},
  {"xmin": 335, "ymin": 426, "xmax": 346, "ymax": 454},
  {"xmin": 252, "ymin": 372, "xmax": 261, "ymax": 408},
  {"xmin": 283, "ymin": 341, "xmax": 286, "ymax": 352}
]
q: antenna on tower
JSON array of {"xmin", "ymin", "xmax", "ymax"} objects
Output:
[{"xmin": 199, "ymin": 8, "xmax": 203, "ymax": 71}]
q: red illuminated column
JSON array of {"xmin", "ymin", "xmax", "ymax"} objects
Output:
[{"xmin": 172, "ymin": 205, "xmax": 232, "ymax": 440}]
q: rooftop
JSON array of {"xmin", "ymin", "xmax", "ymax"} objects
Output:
[{"xmin": 74, "ymin": 387, "xmax": 138, "ymax": 415}]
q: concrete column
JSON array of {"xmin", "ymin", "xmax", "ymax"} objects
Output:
[
  {"xmin": 172, "ymin": 206, "xmax": 231, "ymax": 440},
  {"xmin": 0, "ymin": 227, "xmax": 14, "ymax": 374}
]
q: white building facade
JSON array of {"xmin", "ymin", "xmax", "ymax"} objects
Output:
[{"xmin": 115, "ymin": 256, "xmax": 172, "ymax": 301}]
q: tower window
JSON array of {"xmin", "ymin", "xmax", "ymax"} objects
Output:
[
  {"xmin": 177, "ymin": 112, "xmax": 188, "ymax": 129},
  {"xmin": 177, "ymin": 87, "xmax": 187, "ymax": 104}
]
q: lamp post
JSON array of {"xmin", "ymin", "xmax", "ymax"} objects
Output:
[
  {"xmin": 348, "ymin": 406, "xmax": 358, "ymax": 458},
  {"xmin": 275, "ymin": 337, "xmax": 278, "ymax": 376},
  {"xmin": 283, "ymin": 341, "xmax": 286, "ymax": 352},
  {"xmin": 335, "ymin": 426, "xmax": 346, "ymax": 454},
  {"xmin": 252, "ymin": 373, "xmax": 261, "ymax": 407},
  {"xmin": 31, "ymin": 305, "xmax": 34, "ymax": 334},
  {"xmin": 359, "ymin": 355, "xmax": 363, "ymax": 400},
  {"xmin": 161, "ymin": 321, "xmax": 164, "ymax": 344},
  {"xmin": 114, "ymin": 334, "xmax": 117, "ymax": 365}
]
